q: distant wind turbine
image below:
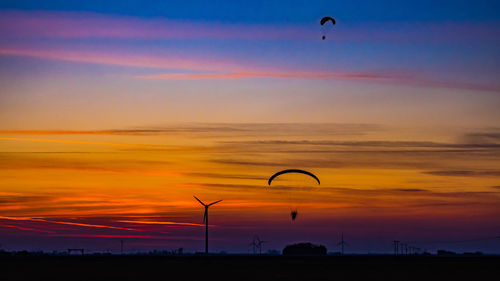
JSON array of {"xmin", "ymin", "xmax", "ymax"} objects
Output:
[
  {"xmin": 337, "ymin": 232, "xmax": 348, "ymax": 255},
  {"xmin": 250, "ymin": 235, "xmax": 267, "ymax": 255},
  {"xmin": 194, "ymin": 196, "xmax": 222, "ymax": 254}
]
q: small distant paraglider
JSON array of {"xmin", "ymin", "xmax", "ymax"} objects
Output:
[
  {"xmin": 268, "ymin": 169, "xmax": 320, "ymax": 221},
  {"xmin": 320, "ymin": 16, "xmax": 336, "ymax": 40}
]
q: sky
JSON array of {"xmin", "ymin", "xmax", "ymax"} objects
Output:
[{"xmin": 0, "ymin": 0, "xmax": 499, "ymax": 254}]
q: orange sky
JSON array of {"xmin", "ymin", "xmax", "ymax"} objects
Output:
[
  {"xmin": 1, "ymin": 124, "xmax": 499, "ymax": 253},
  {"xmin": 1, "ymin": 2, "xmax": 499, "ymax": 253}
]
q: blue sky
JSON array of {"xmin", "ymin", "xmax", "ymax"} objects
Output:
[{"xmin": 2, "ymin": 0, "xmax": 500, "ymax": 22}]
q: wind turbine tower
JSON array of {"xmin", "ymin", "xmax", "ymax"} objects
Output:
[
  {"xmin": 337, "ymin": 233, "xmax": 348, "ymax": 255},
  {"xmin": 194, "ymin": 196, "xmax": 222, "ymax": 254},
  {"xmin": 393, "ymin": 240, "xmax": 400, "ymax": 256}
]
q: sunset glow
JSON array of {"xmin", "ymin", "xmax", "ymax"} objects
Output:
[{"xmin": 0, "ymin": 0, "xmax": 499, "ymax": 254}]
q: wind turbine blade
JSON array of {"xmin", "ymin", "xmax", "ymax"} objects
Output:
[
  {"xmin": 193, "ymin": 196, "xmax": 206, "ymax": 206},
  {"xmin": 202, "ymin": 209, "xmax": 207, "ymax": 223},
  {"xmin": 208, "ymin": 199, "xmax": 222, "ymax": 206}
]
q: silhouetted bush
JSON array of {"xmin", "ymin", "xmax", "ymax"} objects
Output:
[
  {"xmin": 282, "ymin": 243, "xmax": 327, "ymax": 256},
  {"xmin": 437, "ymin": 250, "xmax": 456, "ymax": 256}
]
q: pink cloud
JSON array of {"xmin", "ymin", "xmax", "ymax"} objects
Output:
[
  {"xmin": 135, "ymin": 71, "xmax": 499, "ymax": 92},
  {"xmin": 0, "ymin": 10, "xmax": 310, "ymax": 41},
  {"xmin": 0, "ymin": 46, "xmax": 244, "ymax": 72},
  {"xmin": 47, "ymin": 234, "xmax": 156, "ymax": 239},
  {"xmin": 136, "ymin": 72, "xmax": 391, "ymax": 80},
  {"xmin": 0, "ymin": 223, "xmax": 54, "ymax": 233},
  {"xmin": 2, "ymin": 45, "xmax": 497, "ymax": 92},
  {"xmin": 0, "ymin": 10, "xmax": 498, "ymax": 43},
  {"xmin": 117, "ymin": 220, "xmax": 207, "ymax": 227}
]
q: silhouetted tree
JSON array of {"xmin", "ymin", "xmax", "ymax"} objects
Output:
[{"xmin": 282, "ymin": 243, "xmax": 327, "ymax": 256}]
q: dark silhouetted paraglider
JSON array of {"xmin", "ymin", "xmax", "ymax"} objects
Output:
[
  {"xmin": 320, "ymin": 16, "xmax": 336, "ymax": 40},
  {"xmin": 268, "ymin": 169, "xmax": 320, "ymax": 221}
]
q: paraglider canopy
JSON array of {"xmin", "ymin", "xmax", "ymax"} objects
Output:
[
  {"xmin": 268, "ymin": 169, "xmax": 320, "ymax": 186},
  {"xmin": 320, "ymin": 16, "xmax": 336, "ymax": 25}
]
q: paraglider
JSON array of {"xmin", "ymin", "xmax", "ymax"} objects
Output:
[
  {"xmin": 320, "ymin": 16, "xmax": 336, "ymax": 40},
  {"xmin": 268, "ymin": 169, "xmax": 320, "ymax": 221}
]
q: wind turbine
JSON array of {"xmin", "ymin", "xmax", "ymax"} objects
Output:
[
  {"xmin": 250, "ymin": 235, "xmax": 267, "ymax": 255},
  {"xmin": 194, "ymin": 196, "xmax": 222, "ymax": 254},
  {"xmin": 256, "ymin": 236, "xmax": 267, "ymax": 255},
  {"xmin": 337, "ymin": 232, "xmax": 348, "ymax": 255}
]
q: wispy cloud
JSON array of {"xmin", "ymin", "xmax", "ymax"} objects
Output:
[
  {"xmin": 0, "ymin": 223, "xmax": 54, "ymax": 233},
  {"xmin": 47, "ymin": 234, "xmax": 156, "ymax": 239},
  {"xmin": 0, "ymin": 46, "xmax": 242, "ymax": 72},
  {"xmin": 0, "ymin": 216, "xmax": 136, "ymax": 231},
  {"xmin": 1, "ymin": 10, "xmax": 498, "ymax": 43},
  {"xmin": 0, "ymin": 137, "xmax": 153, "ymax": 147},
  {"xmin": 116, "ymin": 220, "xmax": 206, "ymax": 227},
  {"xmin": 0, "ymin": 123, "xmax": 381, "ymax": 137},
  {"xmin": 135, "ymin": 71, "xmax": 392, "ymax": 80},
  {"xmin": 0, "ymin": 10, "xmax": 311, "ymax": 41},
  {"xmin": 424, "ymin": 170, "xmax": 500, "ymax": 177}
]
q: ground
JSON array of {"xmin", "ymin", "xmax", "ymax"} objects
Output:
[{"xmin": 1, "ymin": 255, "xmax": 499, "ymax": 281}]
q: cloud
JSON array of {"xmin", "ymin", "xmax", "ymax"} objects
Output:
[
  {"xmin": 219, "ymin": 139, "xmax": 500, "ymax": 149},
  {"xmin": 462, "ymin": 131, "xmax": 500, "ymax": 144},
  {"xmin": 116, "ymin": 220, "xmax": 206, "ymax": 227},
  {"xmin": 1, "ymin": 10, "xmax": 498, "ymax": 43},
  {"xmin": 0, "ymin": 137, "xmax": 154, "ymax": 148},
  {"xmin": 393, "ymin": 188, "xmax": 428, "ymax": 192},
  {"xmin": 0, "ymin": 223, "xmax": 54, "ymax": 233},
  {"xmin": 0, "ymin": 123, "xmax": 381, "ymax": 137},
  {"xmin": 0, "ymin": 46, "xmax": 242, "ymax": 72},
  {"xmin": 47, "ymin": 234, "xmax": 156, "ymax": 239},
  {"xmin": 424, "ymin": 170, "xmax": 500, "ymax": 177},
  {"xmin": 186, "ymin": 172, "xmax": 267, "ymax": 181},
  {"xmin": 0, "ymin": 194, "xmax": 53, "ymax": 204},
  {"xmin": 0, "ymin": 10, "xmax": 312, "ymax": 41},
  {"xmin": 136, "ymin": 71, "xmax": 392, "ymax": 80},
  {"xmin": 137, "ymin": 72, "xmax": 500, "ymax": 92},
  {"xmin": 0, "ymin": 216, "xmax": 136, "ymax": 231}
]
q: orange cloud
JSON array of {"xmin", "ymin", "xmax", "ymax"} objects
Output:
[{"xmin": 0, "ymin": 137, "xmax": 154, "ymax": 148}]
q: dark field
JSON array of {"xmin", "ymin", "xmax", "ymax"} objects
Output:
[
  {"xmin": 1, "ymin": 255, "xmax": 499, "ymax": 281},
  {"xmin": 0, "ymin": 255, "xmax": 500, "ymax": 280}
]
